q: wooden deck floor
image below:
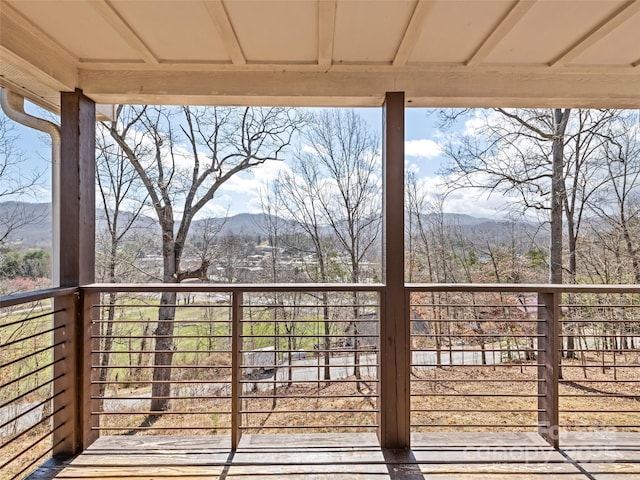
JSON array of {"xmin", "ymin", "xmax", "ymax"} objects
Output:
[{"xmin": 28, "ymin": 432, "xmax": 640, "ymax": 479}]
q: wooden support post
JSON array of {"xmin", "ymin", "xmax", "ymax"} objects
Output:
[
  {"xmin": 538, "ymin": 291, "xmax": 560, "ymax": 448},
  {"xmin": 379, "ymin": 92, "xmax": 409, "ymax": 449},
  {"xmin": 231, "ymin": 292, "xmax": 243, "ymax": 449},
  {"xmin": 59, "ymin": 89, "xmax": 97, "ymax": 452}
]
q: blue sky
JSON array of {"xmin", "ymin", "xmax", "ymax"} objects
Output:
[{"xmin": 2, "ymin": 103, "xmax": 511, "ymax": 219}]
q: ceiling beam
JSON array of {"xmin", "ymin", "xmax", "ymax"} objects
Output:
[
  {"xmin": 203, "ymin": 0, "xmax": 246, "ymax": 65},
  {"xmin": 0, "ymin": 6, "xmax": 78, "ymax": 91},
  {"xmin": 551, "ymin": 0, "xmax": 640, "ymax": 67},
  {"xmin": 318, "ymin": 0, "xmax": 337, "ymax": 67},
  {"xmin": 88, "ymin": 0, "xmax": 158, "ymax": 64},
  {"xmin": 466, "ymin": 0, "xmax": 536, "ymax": 66},
  {"xmin": 393, "ymin": 0, "xmax": 435, "ymax": 67},
  {"xmin": 79, "ymin": 67, "xmax": 640, "ymax": 109}
]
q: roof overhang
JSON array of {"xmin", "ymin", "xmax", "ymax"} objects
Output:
[{"xmin": 1, "ymin": 0, "xmax": 639, "ymax": 111}]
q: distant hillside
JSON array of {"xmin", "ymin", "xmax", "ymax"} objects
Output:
[
  {"xmin": 1, "ymin": 202, "xmax": 547, "ymax": 251},
  {"xmin": 0, "ymin": 202, "xmax": 51, "ymax": 249}
]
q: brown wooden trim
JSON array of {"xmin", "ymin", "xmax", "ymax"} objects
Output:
[
  {"xmin": 407, "ymin": 283, "xmax": 640, "ymax": 294},
  {"xmin": 80, "ymin": 291, "xmax": 100, "ymax": 449},
  {"xmin": 82, "ymin": 283, "xmax": 384, "ymax": 293},
  {"xmin": 379, "ymin": 91, "xmax": 409, "ymax": 449},
  {"xmin": 231, "ymin": 292, "xmax": 242, "ymax": 449},
  {"xmin": 52, "ymin": 291, "xmax": 79, "ymax": 456},
  {"xmin": 0, "ymin": 286, "xmax": 77, "ymax": 308},
  {"xmin": 537, "ymin": 292, "xmax": 560, "ymax": 448}
]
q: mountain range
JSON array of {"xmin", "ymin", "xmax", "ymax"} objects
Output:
[{"xmin": 0, "ymin": 201, "xmax": 546, "ymax": 251}]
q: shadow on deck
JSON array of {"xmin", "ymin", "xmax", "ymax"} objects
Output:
[{"xmin": 28, "ymin": 432, "xmax": 640, "ymax": 479}]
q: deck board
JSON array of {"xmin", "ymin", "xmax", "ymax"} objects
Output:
[{"xmin": 27, "ymin": 432, "xmax": 640, "ymax": 479}]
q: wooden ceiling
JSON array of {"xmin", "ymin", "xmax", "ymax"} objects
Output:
[{"xmin": 1, "ymin": 0, "xmax": 639, "ymax": 112}]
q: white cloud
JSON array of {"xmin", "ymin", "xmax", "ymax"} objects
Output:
[
  {"xmin": 301, "ymin": 143, "xmax": 317, "ymax": 155},
  {"xmin": 209, "ymin": 160, "xmax": 296, "ymax": 215},
  {"xmin": 411, "ymin": 173, "xmax": 523, "ymax": 219},
  {"xmin": 405, "ymin": 139, "xmax": 442, "ymax": 159},
  {"xmin": 219, "ymin": 160, "xmax": 292, "ymax": 195},
  {"xmin": 198, "ymin": 198, "xmax": 234, "ymax": 219},
  {"xmin": 407, "ymin": 163, "xmax": 420, "ymax": 174}
]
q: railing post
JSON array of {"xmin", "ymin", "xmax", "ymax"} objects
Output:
[
  {"xmin": 80, "ymin": 290, "xmax": 100, "ymax": 449},
  {"xmin": 231, "ymin": 291, "xmax": 242, "ymax": 449},
  {"xmin": 53, "ymin": 291, "xmax": 79, "ymax": 456},
  {"xmin": 537, "ymin": 291, "xmax": 560, "ymax": 448}
]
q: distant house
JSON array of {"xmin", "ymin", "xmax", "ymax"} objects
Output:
[{"xmin": 345, "ymin": 312, "xmax": 378, "ymax": 349}]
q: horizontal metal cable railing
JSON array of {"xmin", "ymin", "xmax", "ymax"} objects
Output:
[
  {"xmin": 559, "ymin": 292, "xmax": 640, "ymax": 431},
  {"xmin": 0, "ymin": 287, "xmax": 77, "ymax": 480},
  {"xmin": 239, "ymin": 291, "xmax": 379, "ymax": 433},
  {"xmin": 88, "ymin": 291, "xmax": 233, "ymax": 436},
  {"xmin": 408, "ymin": 283, "xmax": 640, "ymax": 437},
  {"xmin": 83, "ymin": 284, "xmax": 383, "ymax": 444},
  {"xmin": 408, "ymin": 287, "xmax": 544, "ymax": 432}
]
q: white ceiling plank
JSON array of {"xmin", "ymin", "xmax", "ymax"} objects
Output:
[
  {"xmin": 393, "ymin": 0, "xmax": 435, "ymax": 67},
  {"xmin": 318, "ymin": 0, "xmax": 337, "ymax": 66},
  {"xmin": 202, "ymin": 0, "xmax": 246, "ymax": 65},
  {"xmin": 551, "ymin": 0, "xmax": 640, "ymax": 67},
  {"xmin": 466, "ymin": 0, "xmax": 536, "ymax": 66},
  {"xmin": 0, "ymin": 1, "xmax": 78, "ymax": 66},
  {"xmin": 88, "ymin": 0, "xmax": 159, "ymax": 64}
]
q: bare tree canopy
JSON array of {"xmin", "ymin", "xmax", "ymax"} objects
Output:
[
  {"xmin": 104, "ymin": 104, "xmax": 303, "ymax": 415},
  {"xmin": 439, "ymin": 108, "xmax": 622, "ymax": 284}
]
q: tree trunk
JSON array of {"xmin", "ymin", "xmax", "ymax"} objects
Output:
[
  {"xmin": 149, "ymin": 291, "xmax": 177, "ymax": 413},
  {"xmin": 149, "ymin": 224, "xmax": 178, "ymax": 415},
  {"xmin": 549, "ymin": 108, "xmax": 566, "ymax": 284}
]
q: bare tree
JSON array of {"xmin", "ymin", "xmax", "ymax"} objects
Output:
[
  {"xmin": 304, "ymin": 110, "xmax": 381, "ymax": 381},
  {"xmin": 440, "ymin": 108, "xmax": 570, "ymax": 283},
  {"xmin": 0, "ymin": 115, "xmax": 44, "ymax": 245},
  {"xmin": 95, "ymin": 126, "xmax": 150, "ymax": 401},
  {"xmin": 588, "ymin": 111, "xmax": 640, "ymax": 282},
  {"xmin": 440, "ymin": 108, "xmax": 624, "ymax": 360},
  {"xmin": 274, "ymin": 157, "xmax": 338, "ymax": 381},
  {"xmin": 107, "ymin": 105, "xmax": 301, "ymax": 417}
]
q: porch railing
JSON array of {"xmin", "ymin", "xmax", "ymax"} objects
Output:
[
  {"xmin": 0, "ymin": 287, "xmax": 78, "ymax": 480},
  {"xmin": 408, "ymin": 283, "xmax": 640, "ymax": 447},
  {"xmin": 3, "ymin": 282, "xmax": 639, "ymax": 479},
  {"xmin": 82, "ymin": 283, "xmax": 382, "ymax": 448}
]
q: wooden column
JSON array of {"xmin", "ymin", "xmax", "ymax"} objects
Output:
[
  {"xmin": 56, "ymin": 89, "xmax": 97, "ymax": 453},
  {"xmin": 537, "ymin": 291, "xmax": 560, "ymax": 448},
  {"xmin": 379, "ymin": 92, "xmax": 409, "ymax": 448}
]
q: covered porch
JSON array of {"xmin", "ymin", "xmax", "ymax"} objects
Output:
[{"xmin": 1, "ymin": 0, "xmax": 640, "ymax": 478}]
